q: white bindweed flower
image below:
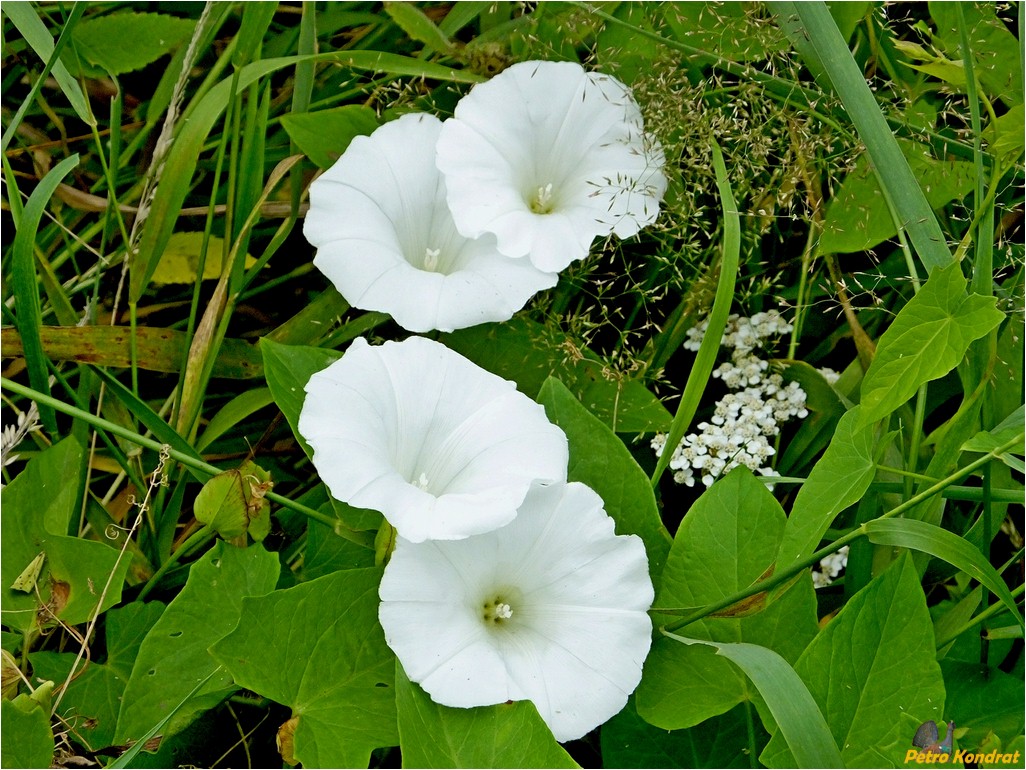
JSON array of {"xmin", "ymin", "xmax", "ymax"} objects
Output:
[
  {"xmin": 304, "ymin": 113, "xmax": 557, "ymax": 333},
  {"xmin": 436, "ymin": 60, "xmax": 667, "ymax": 272},
  {"xmin": 379, "ymin": 481, "xmax": 654, "ymax": 742},
  {"xmin": 298, "ymin": 336, "xmax": 568, "ymax": 542}
]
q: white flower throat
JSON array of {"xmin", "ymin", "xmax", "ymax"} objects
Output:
[
  {"xmin": 529, "ymin": 182, "xmax": 555, "ymax": 215},
  {"xmin": 423, "ymin": 247, "xmax": 441, "ymax": 272}
]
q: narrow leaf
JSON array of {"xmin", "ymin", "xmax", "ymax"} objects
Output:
[
  {"xmin": 663, "ymin": 634, "xmax": 843, "ymax": 769},
  {"xmin": 1, "ymin": 3, "xmax": 91, "ymax": 124},
  {"xmin": 864, "ymin": 518, "xmax": 1024, "ymax": 627},
  {"xmin": 10, "ymin": 154, "xmax": 80, "ymax": 433},
  {"xmin": 384, "ymin": 2, "xmax": 455, "ymax": 53},
  {"xmin": 760, "ymin": 555, "xmax": 946, "ymax": 767},
  {"xmin": 651, "ymin": 140, "xmax": 739, "ymax": 485},
  {"xmin": 769, "ymin": 1, "xmax": 952, "ymax": 271}
]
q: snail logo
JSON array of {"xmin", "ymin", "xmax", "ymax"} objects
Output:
[{"xmin": 905, "ymin": 721, "xmax": 1023, "ymax": 766}]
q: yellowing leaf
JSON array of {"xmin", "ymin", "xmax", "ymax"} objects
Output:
[{"xmin": 151, "ymin": 233, "xmax": 257, "ymax": 285}]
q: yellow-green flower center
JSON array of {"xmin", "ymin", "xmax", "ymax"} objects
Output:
[{"xmin": 529, "ymin": 183, "xmax": 555, "ymax": 215}]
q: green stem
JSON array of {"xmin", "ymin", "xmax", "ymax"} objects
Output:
[
  {"xmin": 936, "ymin": 582, "xmax": 1025, "ymax": 651},
  {"xmin": 0, "ymin": 377, "xmax": 349, "ymax": 535},
  {"xmin": 661, "ymin": 433, "xmax": 1024, "ymax": 631},
  {"xmin": 136, "ymin": 525, "xmax": 215, "ymax": 601}
]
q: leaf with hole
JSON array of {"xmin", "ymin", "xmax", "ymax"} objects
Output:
[{"xmin": 114, "ymin": 542, "xmax": 279, "ymax": 742}]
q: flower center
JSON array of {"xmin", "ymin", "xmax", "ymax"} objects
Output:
[
  {"xmin": 529, "ymin": 182, "xmax": 555, "ymax": 215},
  {"xmin": 481, "ymin": 594, "xmax": 516, "ymax": 625},
  {"xmin": 422, "ymin": 247, "xmax": 441, "ymax": 272},
  {"xmin": 413, "ymin": 472, "xmax": 430, "ymax": 491}
]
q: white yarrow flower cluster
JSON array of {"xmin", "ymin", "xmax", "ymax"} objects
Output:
[
  {"xmin": 812, "ymin": 546, "xmax": 850, "ymax": 588},
  {"xmin": 654, "ymin": 311, "xmax": 808, "ymax": 488},
  {"xmin": 305, "ymin": 60, "xmax": 666, "ymax": 332}
]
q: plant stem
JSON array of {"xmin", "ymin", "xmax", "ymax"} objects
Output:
[
  {"xmin": 137, "ymin": 525, "xmax": 215, "ymax": 601},
  {"xmin": 660, "ymin": 433, "xmax": 1024, "ymax": 631},
  {"xmin": 0, "ymin": 377, "xmax": 352, "ymax": 535}
]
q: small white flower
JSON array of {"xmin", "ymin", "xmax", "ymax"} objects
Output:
[
  {"xmin": 304, "ymin": 113, "xmax": 557, "ymax": 333},
  {"xmin": 436, "ymin": 60, "xmax": 667, "ymax": 272},
  {"xmin": 299, "ymin": 337, "xmax": 568, "ymax": 542},
  {"xmin": 379, "ymin": 481, "xmax": 654, "ymax": 742}
]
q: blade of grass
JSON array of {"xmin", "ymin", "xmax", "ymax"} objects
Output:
[
  {"xmin": 1, "ymin": 3, "xmax": 91, "ymax": 148},
  {"xmin": 10, "ymin": 154, "xmax": 80, "ymax": 434},
  {"xmin": 662, "ymin": 634, "xmax": 844, "ymax": 768},
  {"xmin": 0, "ymin": 377, "xmax": 373, "ymax": 543},
  {"xmin": 769, "ymin": 1, "xmax": 952, "ymax": 272},
  {"xmin": 129, "ymin": 50, "xmax": 481, "ymax": 305},
  {"xmin": 650, "ymin": 141, "xmax": 739, "ymax": 487}
]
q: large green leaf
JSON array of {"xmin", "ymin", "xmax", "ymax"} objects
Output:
[
  {"xmin": 940, "ymin": 661, "xmax": 1024, "ymax": 753},
  {"xmin": 636, "ymin": 468, "xmax": 818, "ymax": 730},
  {"xmin": 820, "ymin": 142, "xmax": 977, "ymax": 254},
  {"xmin": 930, "ymin": 2, "xmax": 1023, "ymax": 106},
  {"xmin": 69, "ymin": 12, "xmax": 195, "ymax": 77},
  {"xmin": 211, "ymin": 568, "xmax": 398, "ymax": 768},
  {"xmin": 443, "ymin": 317, "xmax": 672, "ymax": 433},
  {"xmin": 395, "ymin": 664, "xmax": 578, "ymax": 768},
  {"xmin": 601, "ymin": 698, "xmax": 766, "ymax": 769},
  {"xmin": 962, "ymin": 405, "xmax": 1025, "ymax": 472},
  {"xmin": 859, "ymin": 263, "xmax": 1004, "ymax": 426},
  {"xmin": 776, "ymin": 406, "xmax": 876, "ymax": 569},
  {"xmin": 537, "ymin": 376, "xmax": 671, "ymax": 580},
  {"xmin": 30, "ymin": 602, "xmax": 164, "ymax": 751},
  {"xmin": 761, "ymin": 555, "xmax": 945, "ymax": 767},
  {"xmin": 1, "ymin": 695, "xmax": 53, "ymax": 768},
  {"xmin": 281, "ymin": 105, "xmax": 379, "ymax": 168},
  {"xmin": 114, "ymin": 543, "xmax": 279, "ymax": 742},
  {"xmin": 260, "ymin": 337, "xmax": 340, "ymax": 459},
  {"xmin": 665, "ymin": 635, "xmax": 843, "ymax": 769},
  {"xmin": 1, "ymin": 438, "xmax": 129, "ymax": 633}
]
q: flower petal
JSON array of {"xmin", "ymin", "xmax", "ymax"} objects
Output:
[
  {"xmin": 298, "ymin": 337, "xmax": 568, "ymax": 542},
  {"xmin": 378, "ymin": 480, "xmax": 653, "ymax": 741},
  {"xmin": 437, "ymin": 61, "xmax": 667, "ymax": 272},
  {"xmin": 304, "ymin": 113, "xmax": 556, "ymax": 333}
]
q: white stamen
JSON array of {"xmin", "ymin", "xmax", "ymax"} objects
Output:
[
  {"xmin": 414, "ymin": 472, "xmax": 430, "ymax": 490},
  {"xmin": 423, "ymin": 247, "xmax": 440, "ymax": 272},
  {"xmin": 495, "ymin": 602, "xmax": 512, "ymax": 620}
]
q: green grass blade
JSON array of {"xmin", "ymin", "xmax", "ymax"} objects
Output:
[
  {"xmin": 384, "ymin": 1, "xmax": 455, "ymax": 54},
  {"xmin": 650, "ymin": 141, "xmax": 739, "ymax": 487},
  {"xmin": 129, "ymin": 50, "xmax": 483, "ymax": 304},
  {"xmin": 0, "ymin": 3, "xmax": 92, "ymax": 140},
  {"xmin": 10, "ymin": 154, "xmax": 80, "ymax": 434},
  {"xmin": 662, "ymin": 634, "xmax": 844, "ymax": 768},
  {"xmin": 864, "ymin": 517, "xmax": 1024, "ymax": 627},
  {"xmin": 770, "ymin": 1, "xmax": 953, "ymax": 272}
]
